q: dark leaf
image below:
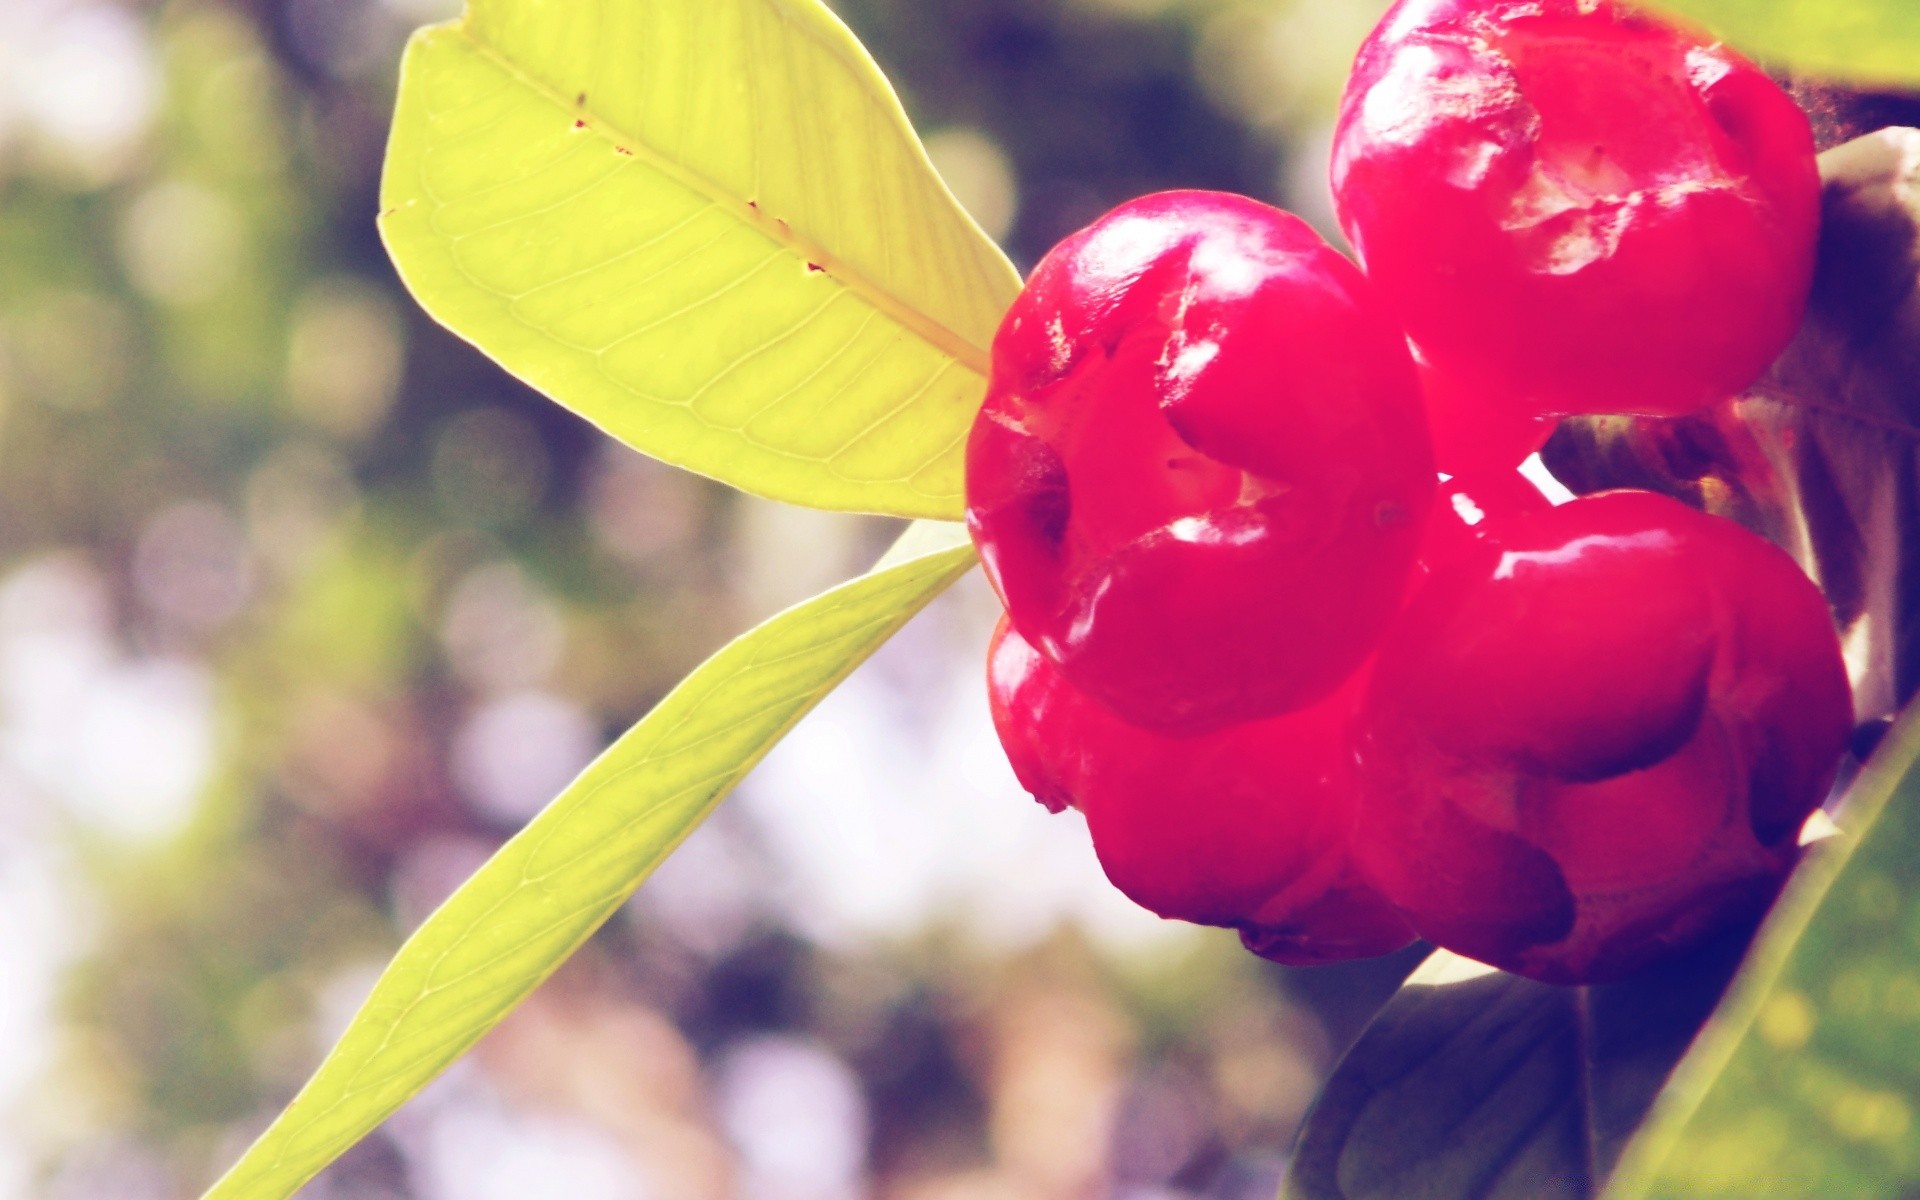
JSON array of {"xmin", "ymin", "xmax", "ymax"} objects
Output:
[{"xmin": 1283, "ymin": 927, "xmax": 1751, "ymax": 1200}]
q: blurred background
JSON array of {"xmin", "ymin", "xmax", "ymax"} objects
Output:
[{"xmin": 0, "ymin": 0, "xmax": 1436, "ymax": 1196}]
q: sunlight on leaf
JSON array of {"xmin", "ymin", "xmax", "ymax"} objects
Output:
[
  {"xmin": 379, "ymin": 0, "xmax": 1022, "ymax": 520},
  {"xmin": 198, "ymin": 522, "xmax": 976, "ymax": 1200},
  {"xmin": 1645, "ymin": 0, "xmax": 1920, "ymax": 87}
]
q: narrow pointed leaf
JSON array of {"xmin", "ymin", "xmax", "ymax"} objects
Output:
[
  {"xmin": 1645, "ymin": 1, "xmax": 1920, "ymax": 88},
  {"xmin": 379, "ymin": 0, "xmax": 1022, "ymax": 520},
  {"xmin": 198, "ymin": 523, "xmax": 976, "ymax": 1200}
]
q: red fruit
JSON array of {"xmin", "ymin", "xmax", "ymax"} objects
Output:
[
  {"xmin": 1419, "ymin": 467, "xmax": 1554, "ymax": 574},
  {"xmin": 1236, "ymin": 861, "xmax": 1424, "ymax": 968},
  {"xmin": 1333, "ymin": 0, "xmax": 1820, "ymax": 420},
  {"xmin": 967, "ymin": 191, "xmax": 1435, "ymax": 734},
  {"xmin": 986, "ymin": 618, "xmax": 1414, "ymax": 963},
  {"xmin": 986, "ymin": 615, "xmax": 1094, "ymax": 815},
  {"xmin": 1415, "ymin": 351, "xmax": 1555, "ymax": 476},
  {"xmin": 1355, "ymin": 491, "xmax": 1851, "ymax": 984}
]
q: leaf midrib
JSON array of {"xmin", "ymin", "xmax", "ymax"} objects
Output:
[
  {"xmin": 444, "ymin": 13, "xmax": 997, "ymax": 380},
  {"xmin": 1748, "ymin": 380, "xmax": 1920, "ymax": 441}
]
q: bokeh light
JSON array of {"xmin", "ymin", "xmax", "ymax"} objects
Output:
[{"xmin": 0, "ymin": 1, "xmax": 1431, "ymax": 1196}]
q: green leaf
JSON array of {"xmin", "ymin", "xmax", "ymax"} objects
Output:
[
  {"xmin": 1282, "ymin": 928, "xmax": 1752, "ymax": 1200},
  {"xmin": 1603, "ymin": 705, "xmax": 1920, "ymax": 1198},
  {"xmin": 197, "ymin": 522, "xmax": 976, "ymax": 1200},
  {"xmin": 1644, "ymin": 0, "xmax": 1920, "ymax": 87},
  {"xmin": 378, "ymin": 0, "xmax": 1022, "ymax": 521}
]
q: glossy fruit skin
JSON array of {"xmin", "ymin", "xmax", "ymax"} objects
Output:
[
  {"xmin": 1419, "ymin": 467, "xmax": 1552, "ymax": 576},
  {"xmin": 987, "ymin": 618, "xmax": 1415, "ymax": 963},
  {"xmin": 1355, "ymin": 491, "xmax": 1852, "ymax": 984},
  {"xmin": 1415, "ymin": 352, "xmax": 1555, "ymax": 476},
  {"xmin": 1333, "ymin": 0, "xmax": 1820, "ymax": 421},
  {"xmin": 967, "ymin": 191, "xmax": 1435, "ymax": 735},
  {"xmin": 986, "ymin": 614, "xmax": 1092, "ymax": 816}
]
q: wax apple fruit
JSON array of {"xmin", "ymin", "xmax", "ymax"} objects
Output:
[
  {"xmin": 1415, "ymin": 353, "xmax": 1556, "ymax": 476},
  {"xmin": 1332, "ymin": 0, "xmax": 1820, "ymax": 421},
  {"xmin": 987, "ymin": 618, "xmax": 1414, "ymax": 964},
  {"xmin": 1354, "ymin": 490, "xmax": 1851, "ymax": 984},
  {"xmin": 1419, "ymin": 467, "xmax": 1552, "ymax": 576},
  {"xmin": 986, "ymin": 614, "xmax": 1092, "ymax": 816},
  {"xmin": 967, "ymin": 191, "xmax": 1435, "ymax": 734}
]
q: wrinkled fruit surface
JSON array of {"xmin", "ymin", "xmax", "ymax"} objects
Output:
[
  {"xmin": 973, "ymin": 0, "xmax": 1851, "ymax": 984},
  {"xmin": 987, "ymin": 618, "xmax": 1415, "ymax": 964},
  {"xmin": 967, "ymin": 190, "xmax": 1434, "ymax": 734},
  {"xmin": 1333, "ymin": 0, "xmax": 1819, "ymax": 421},
  {"xmin": 1354, "ymin": 490, "xmax": 1852, "ymax": 984}
]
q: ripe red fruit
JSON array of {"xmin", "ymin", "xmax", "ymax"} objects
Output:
[
  {"xmin": 1332, "ymin": 0, "xmax": 1820, "ymax": 421},
  {"xmin": 987, "ymin": 618, "xmax": 1415, "ymax": 963},
  {"xmin": 1354, "ymin": 491, "xmax": 1852, "ymax": 984},
  {"xmin": 967, "ymin": 191, "xmax": 1435, "ymax": 734},
  {"xmin": 1419, "ymin": 467, "xmax": 1554, "ymax": 575},
  {"xmin": 1415, "ymin": 352, "xmax": 1555, "ymax": 476},
  {"xmin": 986, "ymin": 614, "xmax": 1093, "ymax": 816}
]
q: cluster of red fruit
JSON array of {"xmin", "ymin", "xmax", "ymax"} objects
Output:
[{"xmin": 966, "ymin": 0, "xmax": 1855, "ymax": 985}]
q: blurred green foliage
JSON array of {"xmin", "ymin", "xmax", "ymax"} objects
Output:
[
  {"xmin": 0, "ymin": 1, "xmax": 1419, "ymax": 1197},
  {"xmin": 1647, "ymin": 0, "xmax": 1920, "ymax": 88}
]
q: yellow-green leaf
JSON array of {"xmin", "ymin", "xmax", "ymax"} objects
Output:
[
  {"xmin": 198, "ymin": 522, "xmax": 976, "ymax": 1200},
  {"xmin": 378, "ymin": 0, "xmax": 1022, "ymax": 520},
  {"xmin": 1646, "ymin": 0, "xmax": 1920, "ymax": 87}
]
